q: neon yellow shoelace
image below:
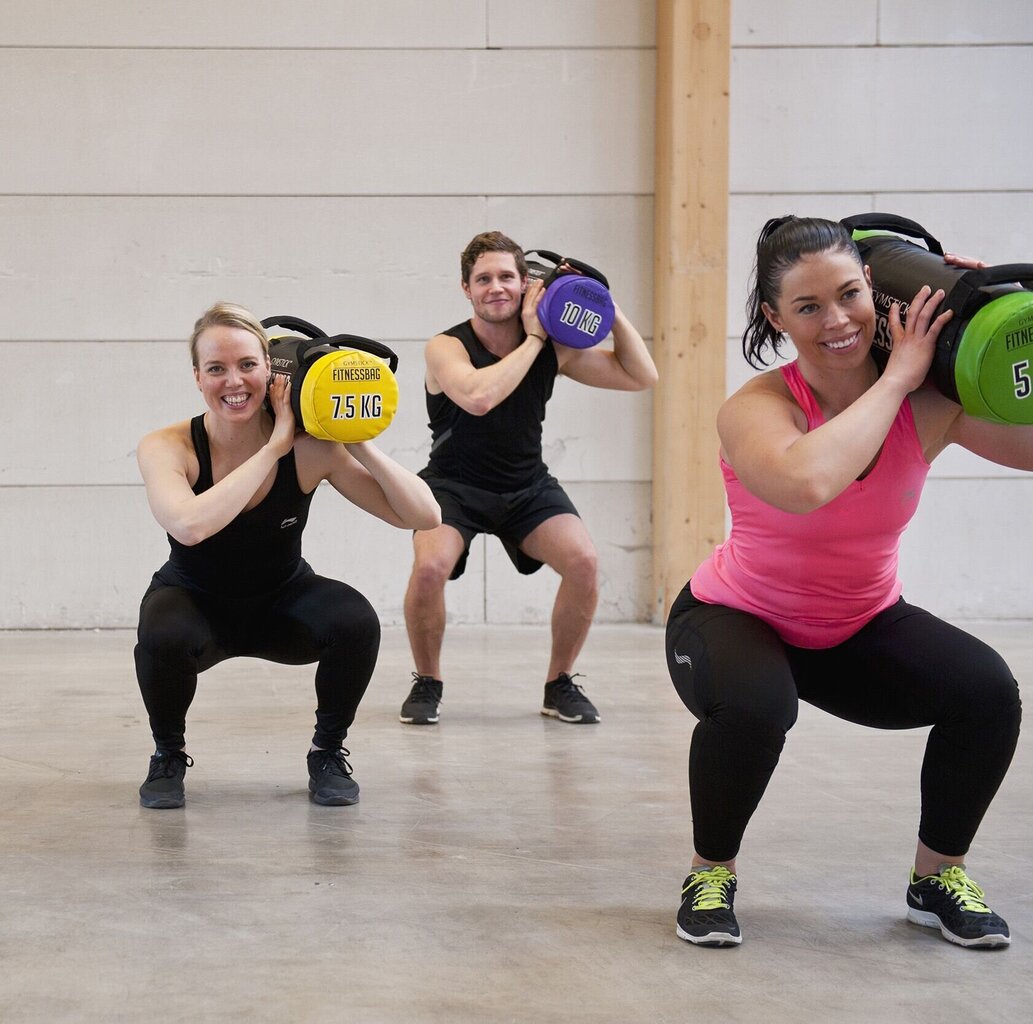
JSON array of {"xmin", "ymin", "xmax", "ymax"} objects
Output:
[
  {"xmin": 684, "ymin": 866, "xmax": 735, "ymax": 910},
  {"xmin": 935, "ymin": 865, "xmax": 992, "ymax": 915}
]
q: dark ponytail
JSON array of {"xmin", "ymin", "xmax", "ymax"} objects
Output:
[{"xmin": 742, "ymin": 216, "xmax": 863, "ymax": 368}]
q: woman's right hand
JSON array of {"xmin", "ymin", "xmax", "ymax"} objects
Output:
[
  {"xmin": 884, "ymin": 285, "xmax": 952, "ymax": 393},
  {"xmin": 267, "ymin": 373, "xmax": 298, "ymax": 455}
]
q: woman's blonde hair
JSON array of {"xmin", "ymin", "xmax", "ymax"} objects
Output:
[{"xmin": 189, "ymin": 302, "xmax": 269, "ymax": 367}]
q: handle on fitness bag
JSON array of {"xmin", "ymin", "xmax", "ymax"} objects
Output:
[
  {"xmin": 840, "ymin": 213, "xmax": 945, "ymax": 256},
  {"xmin": 947, "ymin": 264, "xmax": 1033, "ymax": 320},
  {"xmin": 261, "ymin": 314, "xmax": 327, "ymax": 339},
  {"xmin": 524, "ymin": 250, "xmax": 610, "ymax": 289}
]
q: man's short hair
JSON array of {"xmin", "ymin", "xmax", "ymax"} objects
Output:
[{"xmin": 460, "ymin": 231, "xmax": 527, "ymax": 284}]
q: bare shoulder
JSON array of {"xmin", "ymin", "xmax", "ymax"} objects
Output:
[
  {"xmin": 292, "ymin": 432, "xmax": 335, "ymax": 485},
  {"xmin": 137, "ymin": 419, "xmax": 193, "ymax": 461},
  {"xmin": 553, "ymin": 340, "xmax": 599, "ymax": 373},
  {"xmin": 736, "ymin": 368, "xmax": 790, "ymax": 398},
  {"xmin": 553, "ymin": 340, "xmax": 578, "ymax": 370},
  {"xmin": 426, "ymin": 332, "xmax": 467, "ymax": 360},
  {"xmin": 908, "ymin": 382, "xmax": 962, "ymax": 429},
  {"xmin": 136, "ymin": 419, "xmax": 198, "ymax": 489},
  {"xmin": 717, "ymin": 367, "xmax": 808, "ymax": 456},
  {"xmin": 908, "ymin": 382, "xmax": 965, "ymax": 458},
  {"xmin": 720, "ymin": 368, "xmax": 797, "ymax": 420},
  {"xmin": 425, "ymin": 332, "xmax": 469, "ymax": 391}
]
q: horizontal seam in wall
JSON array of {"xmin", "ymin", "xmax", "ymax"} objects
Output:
[
  {"xmin": 6, "ymin": 190, "xmax": 1033, "ymax": 199},
  {"xmin": 1, "ymin": 43, "xmax": 1027, "ymax": 52},
  {"xmin": 733, "ymin": 42, "xmax": 1030, "ymax": 50},
  {"xmin": 0, "ymin": 192, "xmax": 656, "ymax": 200},
  {"xmin": 0, "ymin": 44, "xmax": 657, "ymax": 53},
  {"xmin": 731, "ymin": 189, "xmax": 1033, "ymax": 197}
]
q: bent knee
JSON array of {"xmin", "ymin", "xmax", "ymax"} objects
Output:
[
  {"xmin": 710, "ymin": 698, "xmax": 798, "ymax": 743},
  {"xmin": 326, "ymin": 592, "xmax": 381, "ymax": 645},
  {"xmin": 950, "ymin": 642, "xmax": 1022, "ymax": 719},
  {"xmin": 978, "ymin": 668, "xmax": 1022, "ymax": 725},
  {"xmin": 557, "ymin": 544, "xmax": 598, "ymax": 585},
  {"xmin": 135, "ymin": 623, "xmax": 200, "ymax": 667},
  {"xmin": 409, "ymin": 555, "xmax": 455, "ymax": 592}
]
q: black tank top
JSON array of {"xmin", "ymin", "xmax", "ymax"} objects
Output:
[
  {"xmin": 156, "ymin": 415, "xmax": 315, "ymax": 597},
  {"xmin": 423, "ymin": 320, "xmax": 558, "ymax": 492}
]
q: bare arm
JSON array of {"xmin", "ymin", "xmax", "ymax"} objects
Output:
[
  {"xmin": 424, "ymin": 280, "xmax": 557, "ymax": 416},
  {"xmin": 721, "ymin": 374, "xmax": 914, "ymax": 512},
  {"xmin": 302, "ymin": 438, "xmax": 441, "ymax": 530},
  {"xmin": 939, "ymin": 401, "xmax": 1033, "ymax": 470},
  {"xmin": 724, "ymin": 287, "xmax": 950, "ymax": 513},
  {"xmin": 556, "ymin": 305, "xmax": 658, "ymax": 391},
  {"xmin": 137, "ymin": 375, "xmax": 296, "ymax": 546},
  {"xmin": 425, "ymin": 331, "xmax": 545, "ymax": 416}
]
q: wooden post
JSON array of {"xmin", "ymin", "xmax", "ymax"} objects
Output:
[{"xmin": 652, "ymin": 0, "xmax": 730, "ymax": 623}]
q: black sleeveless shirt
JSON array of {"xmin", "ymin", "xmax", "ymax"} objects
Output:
[
  {"xmin": 423, "ymin": 320, "xmax": 558, "ymax": 492},
  {"xmin": 155, "ymin": 415, "xmax": 315, "ymax": 598}
]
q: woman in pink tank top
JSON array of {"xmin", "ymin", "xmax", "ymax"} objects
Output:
[{"xmin": 666, "ymin": 217, "xmax": 1033, "ymax": 951}]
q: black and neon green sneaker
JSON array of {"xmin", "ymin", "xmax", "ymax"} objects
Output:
[
  {"xmin": 906, "ymin": 865, "xmax": 1010, "ymax": 948},
  {"xmin": 676, "ymin": 865, "xmax": 741, "ymax": 946}
]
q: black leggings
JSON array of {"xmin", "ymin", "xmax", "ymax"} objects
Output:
[
  {"xmin": 135, "ymin": 570, "xmax": 381, "ymax": 753},
  {"xmin": 665, "ymin": 585, "xmax": 1021, "ymax": 863}
]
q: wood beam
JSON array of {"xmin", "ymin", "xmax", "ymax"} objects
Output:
[{"xmin": 652, "ymin": 0, "xmax": 730, "ymax": 622}]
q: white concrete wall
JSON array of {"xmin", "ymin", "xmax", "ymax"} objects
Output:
[
  {"xmin": 727, "ymin": 0, "xmax": 1033, "ymax": 621},
  {"xmin": 0, "ymin": 2, "xmax": 656, "ymax": 629},
  {"xmin": 1, "ymin": 1, "xmax": 1031, "ymax": 628}
]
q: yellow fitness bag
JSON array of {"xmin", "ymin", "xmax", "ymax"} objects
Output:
[{"xmin": 262, "ymin": 315, "xmax": 399, "ymax": 443}]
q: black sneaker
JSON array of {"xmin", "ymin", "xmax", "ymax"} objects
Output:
[
  {"xmin": 541, "ymin": 672, "xmax": 599, "ymax": 723},
  {"xmin": 677, "ymin": 866, "xmax": 742, "ymax": 946},
  {"xmin": 139, "ymin": 750, "xmax": 193, "ymax": 809},
  {"xmin": 307, "ymin": 747, "xmax": 360, "ymax": 806},
  {"xmin": 906, "ymin": 865, "xmax": 1010, "ymax": 948},
  {"xmin": 399, "ymin": 672, "xmax": 442, "ymax": 724}
]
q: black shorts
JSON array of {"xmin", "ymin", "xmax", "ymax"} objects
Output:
[{"xmin": 418, "ymin": 471, "xmax": 580, "ymax": 580}]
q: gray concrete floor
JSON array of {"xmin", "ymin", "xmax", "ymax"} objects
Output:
[{"xmin": 1, "ymin": 622, "xmax": 1031, "ymax": 1024}]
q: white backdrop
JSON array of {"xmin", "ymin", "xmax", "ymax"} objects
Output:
[{"xmin": 0, "ymin": 1, "xmax": 1030, "ymax": 627}]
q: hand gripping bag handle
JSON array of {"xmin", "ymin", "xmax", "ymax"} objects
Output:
[
  {"xmin": 559, "ymin": 256, "xmax": 610, "ymax": 290},
  {"xmin": 523, "ymin": 249, "xmax": 610, "ymax": 290},
  {"xmin": 840, "ymin": 216, "xmax": 1033, "ymax": 317},
  {"xmin": 262, "ymin": 315, "xmax": 398, "ymax": 373},
  {"xmin": 946, "ymin": 264, "xmax": 1033, "ymax": 320}
]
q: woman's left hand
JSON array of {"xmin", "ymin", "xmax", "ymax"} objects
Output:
[{"xmin": 267, "ymin": 373, "xmax": 297, "ymax": 454}]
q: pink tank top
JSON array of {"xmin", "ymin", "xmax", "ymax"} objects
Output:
[{"xmin": 690, "ymin": 361, "xmax": 930, "ymax": 648}]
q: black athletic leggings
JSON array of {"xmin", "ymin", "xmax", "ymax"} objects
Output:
[
  {"xmin": 135, "ymin": 570, "xmax": 380, "ymax": 753},
  {"xmin": 665, "ymin": 584, "xmax": 1021, "ymax": 863}
]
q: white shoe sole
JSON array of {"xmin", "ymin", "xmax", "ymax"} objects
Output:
[
  {"xmin": 676, "ymin": 924, "xmax": 742, "ymax": 946},
  {"xmin": 540, "ymin": 707, "xmax": 599, "ymax": 724},
  {"xmin": 907, "ymin": 907, "xmax": 1011, "ymax": 947},
  {"xmin": 399, "ymin": 714, "xmax": 439, "ymax": 724}
]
